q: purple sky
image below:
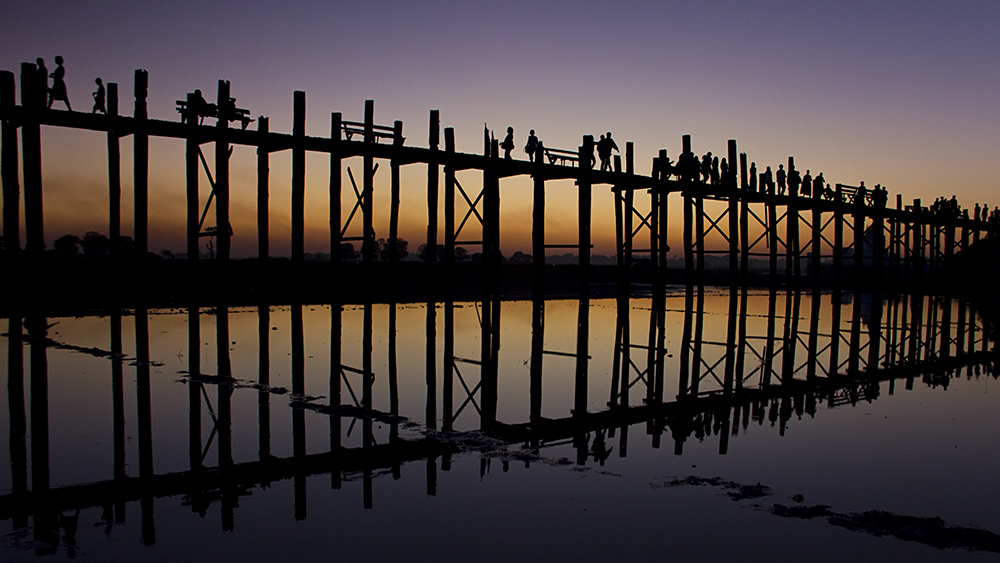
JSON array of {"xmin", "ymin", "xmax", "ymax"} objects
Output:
[{"xmin": 3, "ymin": 0, "xmax": 999, "ymax": 256}]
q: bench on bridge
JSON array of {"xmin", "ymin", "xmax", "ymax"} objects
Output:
[
  {"xmin": 176, "ymin": 96, "xmax": 254, "ymax": 130},
  {"xmin": 543, "ymin": 146, "xmax": 580, "ymax": 166},
  {"xmin": 341, "ymin": 120, "xmax": 403, "ymax": 143},
  {"xmin": 836, "ymin": 183, "xmax": 888, "ymax": 207}
]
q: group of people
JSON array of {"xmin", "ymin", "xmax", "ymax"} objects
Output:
[
  {"xmin": 32, "ymin": 56, "xmax": 72, "ymax": 110},
  {"xmin": 31, "ymin": 56, "xmax": 109, "ymax": 114},
  {"xmin": 930, "ymin": 196, "xmax": 1000, "ymax": 223},
  {"xmin": 499, "ymin": 127, "xmax": 621, "ymax": 171}
]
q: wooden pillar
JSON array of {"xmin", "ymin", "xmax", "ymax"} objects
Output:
[
  {"xmin": 258, "ymin": 116, "xmax": 271, "ymax": 262},
  {"xmin": 728, "ymin": 141, "xmax": 738, "ymax": 288},
  {"xmin": 107, "ymin": 83, "xmax": 120, "ymax": 261},
  {"xmin": 833, "ymin": 185, "xmax": 845, "ymax": 290},
  {"xmin": 532, "ymin": 141, "xmax": 545, "ymax": 298},
  {"xmin": 134, "ymin": 70, "xmax": 148, "ymax": 262},
  {"xmin": 444, "ymin": 128, "xmax": 456, "ymax": 296},
  {"xmin": 656, "ymin": 149, "xmax": 668, "ymax": 295},
  {"xmin": 291, "ymin": 91, "xmax": 306, "ymax": 266},
  {"xmin": 1, "ymin": 71, "xmax": 20, "ymax": 256},
  {"xmin": 764, "ymin": 287, "xmax": 777, "ymax": 384},
  {"xmin": 135, "ymin": 308, "xmax": 153, "ymax": 478},
  {"xmin": 740, "ymin": 162, "xmax": 749, "ymax": 286},
  {"xmin": 329, "ymin": 113, "xmax": 341, "ymax": 289},
  {"xmin": 811, "ymin": 182, "xmax": 821, "ymax": 287},
  {"xmin": 20, "ymin": 63, "xmax": 44, "ymax": 256},
  {"xmin": 427, "ymin": 110, "xmax": 440, "ymax": 292},
  {"xmin": 727, "ymin": 140, "xmax": 738, "ymax": 189},
  {"xmin": 578, "ymin": 135, "xmax": 594, "ymax": 297},
  {"xmin": 215, "ymin": 80, "xmax": 231, "ymax": 263},
  {"xmin": 767, "ymin": 193, "xmax": 778, "ymax": 286},
  {"xmin": 684, "ymin": 191, "xmax": 693, "ymax": 288},
  {"xmin": 389, "ymin": 120, "xmax": 403, "ymax": 277},
  {"xmin": 362, "ymin": 100, "xmax": 375, "ymax": 274},
  {"xmin": 695, "ymin": 191, "xmax": 705, "ymax": 286},
  {"xmin": 614, "ymin": 183, "xmax": 625, "ymax": 294},
  {"xmin": 185, "ymin": 92, "xmax": 200, "ymax": 263}
]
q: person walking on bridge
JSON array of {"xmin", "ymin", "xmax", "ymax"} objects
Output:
[
  {"xmin": 48, "ymin": 55, "xmax": 71, "ymax": 110},
  {"xmin": 776, "ymin": 164, "xmax": 786, "ymax": 195},
  {"xmin": 501, "ymin": 126, "xmax": 515, "ymax": 160},
  {"xmin": 597, "ymin": 132, "xmax": 619, "ymax": 172},
  {"xmin": 524, "ymin": 129, "xmax": 538, "ymax": 162}
]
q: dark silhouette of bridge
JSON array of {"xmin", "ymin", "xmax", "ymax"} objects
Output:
[{"xmin": 2, "ymin": 66, "xmax": 998, "ymax": 307}]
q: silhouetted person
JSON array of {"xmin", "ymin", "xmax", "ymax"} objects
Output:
[
  {"xmin": 720, "ymin": 157, "xmax": 729, "ymax": 185},
  {"xmin": 92, "ymin": 78, "xmax": 105, "ymax": 114},
  {"xmin": 700, "ymin": 152, "xmax": 712, "ymax": 183},
  {"xmin": 776, "ymin": 164, "xmax": 786, "ymax": 195},
  {"xmin": 36, "ymin": 58, "xmax": 48, "ymax": 99},
  {"xmin": 788, "ymin": 166, "xmax": 800, "ymax": 196},
  {"xmin": 710, "ymin": 156, "xmax": 720, "ymax": 185},
  {"xmin": 597, "ymin": 131, "xmax": 619, "ymax": 172},
  {"xmin": 749, "ymin": 162, "xmax": 757, "ymax": 192},
  {"xmin": 763, "ymin": 166, "xmax": 773, "ymax": 194},
  {"xmin": 802, "ymin": 170, "xmax": 812, "ymax": 197},
  {"xmin": 524, "ymin": 129, "xmax": 538, "ymax": 161},
  {"xmin": 47, "ymin": 56, "xmax": 70, "ymax": 110},
  {"xmin": 814, "ymin": 173, "xmax": 825, "ymax": 199},
  {"xmin": 501, "ymin": 126, "xmax": 514, "ymax": 160}
]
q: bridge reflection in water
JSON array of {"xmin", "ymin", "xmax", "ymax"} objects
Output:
[{"xmin": 1, "ymin": 289, "xmax": 995, "ymax": 552}]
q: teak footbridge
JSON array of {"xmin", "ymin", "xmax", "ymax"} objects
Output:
[{"xmin": 2, "ymin": 66, "xmax": 997, "ymax": 301}]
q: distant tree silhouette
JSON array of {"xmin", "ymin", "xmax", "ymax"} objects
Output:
[
  {"xmin": 81, "ymin": 231, "xmax": 109, "ymax": 257},
  {"xmin": 53, "ymin": 234, "xmax": 81, "ymax": 256},
  {"xmin": 378, "ymin": 237, "xmax": 408, "ymax": 262},
  {"xmin": 417, "ymin": 243, "xmax": 470, "ymax": 262},
  {"xmin": 508, "ymin": 251, "xmax": 532, "ymax": 265},
  {"xmin": 341, "ymin": 242, "xmax": 358, "ymax": 261}
]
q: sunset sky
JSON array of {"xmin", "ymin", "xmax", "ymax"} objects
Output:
[{"xmin": 2, "ymin": 0, "xmax": 998, "ymax": 257}]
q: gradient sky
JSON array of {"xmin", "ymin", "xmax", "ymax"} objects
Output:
[{"xmin": 2, "ymin": 0, "xmax": 999, "ymax": 257}]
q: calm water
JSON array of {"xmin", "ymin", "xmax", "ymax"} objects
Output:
[{"xmin": 1, "ymin": 290, "xmax": 999, "ymax": 561}]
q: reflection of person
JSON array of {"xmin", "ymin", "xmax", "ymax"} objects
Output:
[
  {"xmin": 92, "ymin": 78, "xmax": 106, "ymax": 114},
  {"xmin": 524, "ymin": 129, "xmax": 538, "ymax": 161},
  {"xmin": 501, "ymin": 126, "xmax": 514, "ymax": 160},
  {"xmin": 48, "ymin": 55, "xmax": 71, "ymax": 110}
]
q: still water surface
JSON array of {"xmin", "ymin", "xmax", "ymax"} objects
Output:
[{"xmin": 1, "ymin": 290, "xmax": 998, "ymax": 561}]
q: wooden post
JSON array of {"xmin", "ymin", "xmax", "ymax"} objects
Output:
[
  {"xmin": 329, "ymin": 113, "xmax": 341, "ymax": 291},
  {"xmin": 767, "ymin": 192, "xmax": 778, "ymax": 287},
  {"xmin": 811, "ymin": 179, "xmax": 821, "ymax": 287},
  {"xmin": 739, "ymin": 154, "xmax": 749, "ymax": 286},
  {"xmin": 134, "ymin": 70, "xmax": 148, "ymax": 262},
  {"xmin": 215, "ymin": 80, "xmax": 231, "ymax": 263},
  {"xmin": 20, "ymin": 63, "xmax": 43, "ymax": 256},
  {"xmin": 291, "ymin": 91, "xmax": 306, "ymax": 267},
  {"xmin": 683, "ymin": 134, "xmax": 694, "ymax": 289},
  {"xmin": 258, "ymin": 116, "xmax": 271, "ymax": 262},
  {"xmin": 625, "ymin": 145, "xmax": 635, "ymax": 292},
  {"xmin": 532, "ymin": 141, "xmax": 545, "ymax": 298},
  {"xmin": 728, "ymin": 140, "xmax": 738, "ymax": 287},
  {"xmin": 444, "ymin": 128, "xmax": 456, "ymax": 296},
  {"xmin": 728, "ymin": 140, "xmax": 738, "ymax": 189},
  {"xmin": 185, "ymin": 92, "xmax": 199, "ymax": 263},
  {"xmin": 387, "ymin": 119, "xmax": 403, "ymax": 289},
  {"xmin": 362, "ymin": 100, "xmax": 375, "ymax": 275},
  {"xmin": 107, "ymin": 83, "xmax": 120, "ymax": 261},
  {"xmin": 833, "ymin": 185, "xmax": 845, "ymax": 290},
  {"xmin": 579, "ymin": 135, "xmax": 593, "ymax": 297},
  {"xmin": 427, "ymin": 110, "xmax": 439, "ymax": 293},
  {"xmin": 1, "ymin": 71, "xmax": 20, "ymax": 256}
]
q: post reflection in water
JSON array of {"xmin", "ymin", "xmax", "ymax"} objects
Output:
[{"xmin": 1, "ymin": 289, "xmax": 997, "ymax": 557}]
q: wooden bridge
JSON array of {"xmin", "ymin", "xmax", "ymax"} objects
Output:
[{"xmin": 3, "ymin": 66, "xmax": 998, "ymax": 303}]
